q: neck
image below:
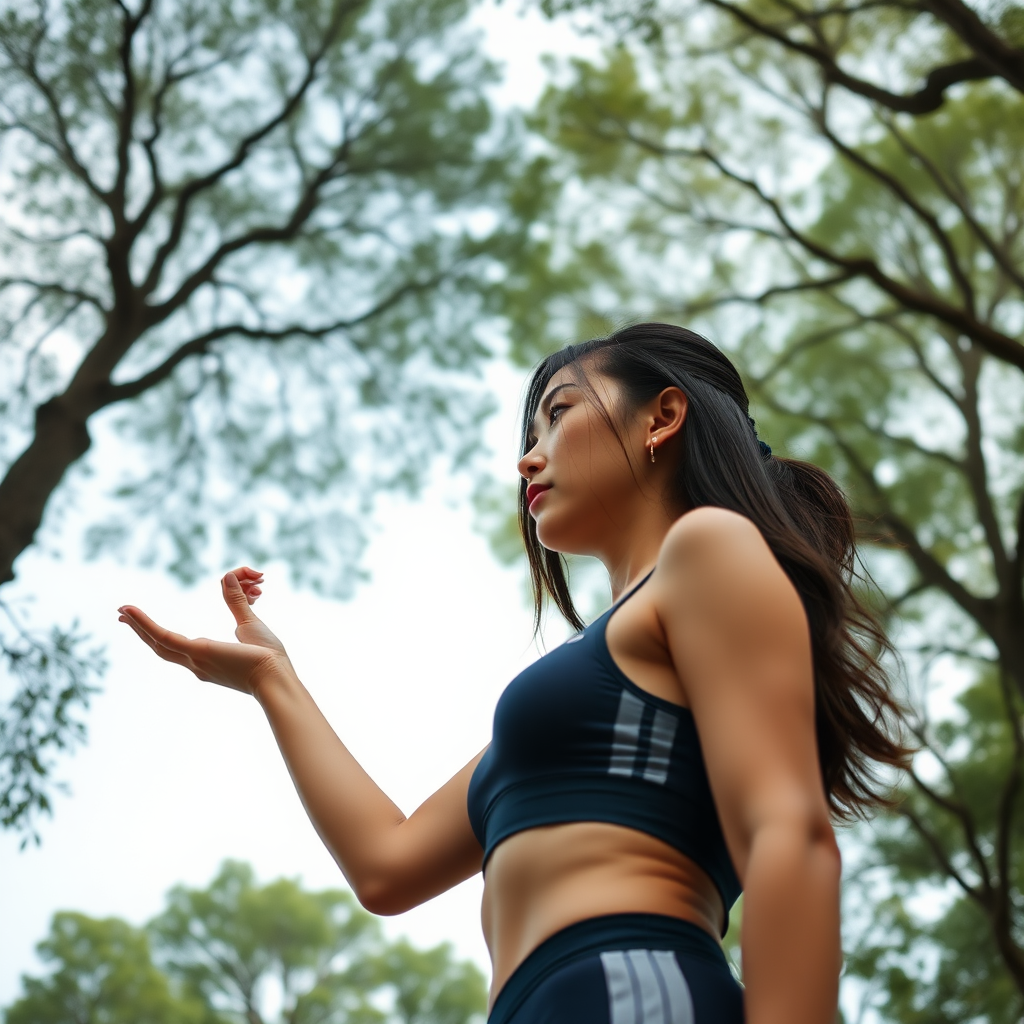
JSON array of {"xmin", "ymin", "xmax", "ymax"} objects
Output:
[{"xmin": 598, "ymin": 498, "xmax": 684, "ymax": 600}]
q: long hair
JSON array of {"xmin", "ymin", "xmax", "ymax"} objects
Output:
[{"xmin": 519, "ymin": 322, "xmax": 910, "ymax": 820}]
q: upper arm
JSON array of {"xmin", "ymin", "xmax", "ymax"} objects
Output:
[
  {"xmin": 654, "ymin": 508, "xmax": 832, "ymax": 881},
  {"xmin": 362, "ymin": 749, "xmax": 486, "ymax": 915}
]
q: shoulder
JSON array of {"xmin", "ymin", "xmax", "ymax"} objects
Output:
[
  {"xmin": 659, "ymin": 506, "xmax": 774, "ymax": 581},
  {"xmin": 654, "ymin": 506, "xmax": 805, "ymax": 635}
]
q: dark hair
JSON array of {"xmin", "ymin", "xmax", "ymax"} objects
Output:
[{"xmin": 519, "ymin": 322, "xmax": 910, "ymax": 820}]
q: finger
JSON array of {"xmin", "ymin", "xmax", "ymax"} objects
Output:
[
  {"xmin": 119, "ymin": 615, "xmax": 193, "ymax": 669},
  {"xmin": 117, "ymin": 606, "xmax": 194, "ymax": 655},
  {"xmin": 244, "ymin": 585, "xmax": 262, "ymax": 605},
  {"xmin": 222, "ymin": 571, "xmax": 258, "ymax": 626},
  {"xmin": 229, "ymin": 566, "xmax": 264, "ymax": 583}
]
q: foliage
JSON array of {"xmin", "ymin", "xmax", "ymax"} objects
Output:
[
  {"xmin": 3, "ymin": 912, "xmax": 213, "ymax": 1024},
  {"xmin": 500, "ymin": 0, "xmax": 1024, "ymax": 1018},
  {"xmin": 0, "ymin": 0, "xmax": 528, "ymax": 837},
  {"xmin": 843, "ymin": 676, "xmax": 1024, "ymax": 1023},
  {"xmin": 3, "ymin": 860, "xmax": 488, "ymax": 1024},
  {"xmin": 0, "ymin": 600, "xmax": 103, "ymax": 842}
]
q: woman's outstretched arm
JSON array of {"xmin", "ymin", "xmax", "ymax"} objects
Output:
[
  {"xmin": 654, "ymin": 509, "xmax": 842, "ymax": 1024},
  {"xmin": 119, "ymin": 569, "xmax": 484, "ymax": 915}
]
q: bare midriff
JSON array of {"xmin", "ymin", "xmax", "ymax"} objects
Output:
[{"xmin": 480, "ymin": 820, "xmax": 725, "ymax": 1010}]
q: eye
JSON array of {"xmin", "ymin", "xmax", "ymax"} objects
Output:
[{"xmin": 549, "ymin": 403, "xmax": 568, "ymax": 424}]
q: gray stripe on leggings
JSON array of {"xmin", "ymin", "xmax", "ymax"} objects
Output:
[
  {"xmin": 650, "ymin": 951, "xmax": 695, "ymax": 1024},
  {"xmin": 601, "ymin": 951, "xmax": 637, "ymax": 1024},
  {"xmin": 601, "ymin": 949, "xmax": 695, "ymax": 1024},
  {"xmin": 626, "ymin": 950, "xmax": 667, "ymax": 1024},
  {"xmin": 642, "ymin": 709, "xmax": 679, "ymax": 784},
  {"xmin": 608, "ymin": 691, "xmax": 645, "ymax": 777}
]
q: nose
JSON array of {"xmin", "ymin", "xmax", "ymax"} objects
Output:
[{"xmin": 518, "ymin": 447, "xmax": 546, "ymax": 480}]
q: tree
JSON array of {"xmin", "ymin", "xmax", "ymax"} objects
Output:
[
  {"xmin": 0, "ymin": 0, "xmax": 525, "ymax": 840},
  {"xmin": 538, "ymin": 0, "xmax": 1024, "ymax": 121},
  {"xmin": 3, "ymin": 912, "xmax": 213, "ymax": 1024},
  {"xmin": 495, "ymin": 2, "xmax": 1024, "ymax": 1018},
  {"xmin": 4, "ymin": 860, "xmax": 488, "ymax": 1024}
]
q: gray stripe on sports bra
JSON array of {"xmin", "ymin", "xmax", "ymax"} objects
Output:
[
  {"xmin": 608, "ymin": 690, "xmax": 645, "ymax": 777},
  {"xmin": 642, "ymin": 709, "xmax": 679, "ymax": 785}
]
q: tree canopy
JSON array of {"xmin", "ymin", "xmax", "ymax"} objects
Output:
[
  {"xmin": 4, "ymin": 860, "xmax": 488, "ymax": 1024},
  {"xmin": 0, "ymin": 0, "xmax": 527, "ymax": 840}
]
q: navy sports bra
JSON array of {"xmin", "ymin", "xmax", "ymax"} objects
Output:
[{"xmin": 467, "ymin": 571, "xmax": 742, "ymax": 925}]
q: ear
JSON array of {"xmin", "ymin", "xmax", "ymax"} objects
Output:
[{"xmin": 646, "ymin": 387, "xmax": 688, "ymax": 444}]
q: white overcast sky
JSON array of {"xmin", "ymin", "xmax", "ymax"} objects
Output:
[{"xmin": 0, "ymin": 3, "xmax": 601, "ymax": 1004}]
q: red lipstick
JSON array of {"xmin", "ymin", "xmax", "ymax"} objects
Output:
[{"xmin": 526, "ymin": 483, "xmax": 551, "ymax": 510}]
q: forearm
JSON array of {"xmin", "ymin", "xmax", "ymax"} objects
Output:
[
  {"xmin": 254, "ymin": 664, "xmax": 408, "ymax": 900},
  {"xmin": 740, "ymin": 821, "xmax": 842, "ymax": 1024}
]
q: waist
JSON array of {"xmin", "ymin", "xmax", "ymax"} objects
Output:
[
  {"xmin": 481, "ymin": 822, "xmax": 726, "ymax": 1005},
  {"xmin": 474, "ymin": 774, "xmax": 742, "ymax": 912}
]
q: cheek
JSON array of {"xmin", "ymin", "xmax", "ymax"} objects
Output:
[
  {"xmin": 557, "ymin": 418, "xmax": 629, "ymax": 491},
  {"xmin": 537, "ymin": 423, "xmax": 629, "ymax": 538}
]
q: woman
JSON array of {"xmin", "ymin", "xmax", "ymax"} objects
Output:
[{"xmin": 119, "ymin": 323, "xmax": 908, "ymax": 1024}]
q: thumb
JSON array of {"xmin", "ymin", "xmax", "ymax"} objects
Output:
[{"xmin": 222, "ymin": 571, "xmax": 255, "ymax": 626}]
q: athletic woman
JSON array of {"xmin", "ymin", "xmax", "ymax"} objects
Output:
[{"xmin": 119, "ymin": 323, "xmax": 908, "ymax": 1024}]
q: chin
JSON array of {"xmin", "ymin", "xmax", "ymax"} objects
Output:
[{"xmin": 534, "ymin": 512, "xmax": 593, "ymax": 556}]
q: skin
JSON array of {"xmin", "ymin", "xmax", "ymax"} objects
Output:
[{"xmin": 120, "ymin": 365, "xmax": 842, "ymax": 1024}]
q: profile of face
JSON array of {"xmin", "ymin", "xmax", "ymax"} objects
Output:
[{"xmin": 518, "ymin": 365, "xmax": 688, "ymax": 557}]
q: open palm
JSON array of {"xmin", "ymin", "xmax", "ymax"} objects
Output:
[{"xmin": 119, "ymin": 568, "xmax": 290, "ymax": 696}]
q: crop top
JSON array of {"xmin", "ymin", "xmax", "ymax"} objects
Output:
[{"xmin": 466, "ymin": 571, "xmax": 742, "ymax": 925}]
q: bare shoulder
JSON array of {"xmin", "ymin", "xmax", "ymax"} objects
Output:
[
  {"xmin": 659, "ymin": 506, "xmax": 777, "ymax": 581},
  {"xmin": 655, "ymin": 506, "xmax": 806, "ymax": 635}
]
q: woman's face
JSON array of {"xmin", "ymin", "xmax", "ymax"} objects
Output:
[{"xmin": 518, "ymin": 366, "xmax": 648, "ymax": 556}]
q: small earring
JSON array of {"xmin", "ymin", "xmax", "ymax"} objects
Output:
[{"xmin": 650, "ymin": 437, "xmax": 656, "ymax": 463}]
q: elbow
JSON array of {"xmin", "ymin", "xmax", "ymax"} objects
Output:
[
  {"xmin": 812, "ymin": 816, "xmax": 842, "ymax": 870},
  {"xmin": 747, "ymin": 805, "xmax": 841, "ymax": 879},
  {"xmin": 353, "ymin": 874, "xmax": 414, "ymax": 917},
  {"xmin": 804, "ymin": 814, "xmax": 842, "ymax": 892}
]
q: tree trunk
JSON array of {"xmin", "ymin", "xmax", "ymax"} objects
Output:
[{"xmin": 0, "ymin": 396, "xmax": 93, "ymax": 585}]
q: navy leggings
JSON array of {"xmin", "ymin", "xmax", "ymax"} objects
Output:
[{"xmin": 488, "ymin": 914, "xmax": 744, "ymax": 1024}]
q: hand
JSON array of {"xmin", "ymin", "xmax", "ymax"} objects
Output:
[{"xmin": 118, "ymin": 567, "xmax": 291, "ymax": 696}]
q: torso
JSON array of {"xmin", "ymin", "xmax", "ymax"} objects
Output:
[{"xmin": 478, "ymin": 580, "xmax": 727, "ymax": 1008}]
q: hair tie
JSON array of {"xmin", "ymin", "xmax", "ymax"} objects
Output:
[{"xmin": 748, "ymin": 416, "xmax": 772, "ymax": 459}]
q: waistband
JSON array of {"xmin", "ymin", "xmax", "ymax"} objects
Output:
[{"xmin": 487, "ymin": 913, "xmax": 728, "ymax": 1024}]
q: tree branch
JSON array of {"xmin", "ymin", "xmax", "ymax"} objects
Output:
[
  {"xmin": 130, "ymin": 41, "xmax": 256, "ymax": 243},
  {"xmin": 106, "ymin": 270, "xmax": 448, "ymax": 404},
  {"xmin": 583, "ymin": 109, "xmax": 1024, "ymax": 372},
  {"xmin": 922, "ymin": 0, "xmax": 1024, "ymax": 94},
  {"xmin": 700, "ymin": 0, "xmax": 1006, "ymax": 112},
  {"xmin": 908, "ymin": 764, "xmax": 993, "ymax": 892},
  {"xmin": 0, "ymin": 277, "xmax": 107, "ymax": 313},
  {"xmin": 139, "ymin": 0, "xmax": 362, "ymax": 298},
  {"xmin": 813, "ymin": 101, "xmax": 977, "ymax": 313},
  {"xmin": 763, "ymin": 397, "xmax": 997, "ymax": 631},
  {"xmin": 681, "ymin": 270, "xmax": 859, "ymax": 315},
  {"xmin": 1011, "ymin": 488, "xmax": 1024, "ymax": 615},
  {"xmin": 0, "ymin": 24, "xmax": 108, "ymax": 202},
  {"xmin": 675, "ymin": 140, "xmax": 1024, "ymax": 373},
  {"xmin": 899, "ymin": 802, "xmax": 987, "ymax": 904},
  {"xmin": 881, "ymin": 113, "xmax": 1024, "ymax": 297},
  {"xmin": 953, "ymin": 341, "xmax": 1012, "ymax": 588},
  {"xmin": 994, "ymin": 668, "xmax": 1024, "ymax": 943},
  {"xmin": 111, "ymin": 0, "xmax": 153, "ymax": 226}
]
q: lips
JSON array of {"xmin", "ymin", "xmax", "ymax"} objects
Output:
[{"xmin": 526, "ymin": 483, "xmax": 551, "ymax": 509}]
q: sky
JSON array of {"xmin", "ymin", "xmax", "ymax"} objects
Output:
[{"xmin": 0, "ymin": 2, "xmax": 601, "ymax": 1005}]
